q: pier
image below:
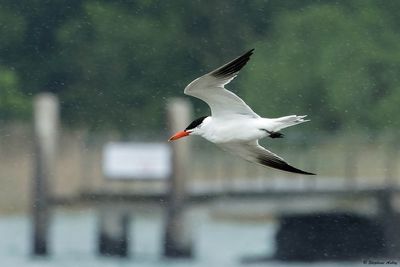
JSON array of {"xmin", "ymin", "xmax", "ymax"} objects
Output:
[{"xmin": 26, "ymin": 94, "xmax": 400, "ymax": 261}]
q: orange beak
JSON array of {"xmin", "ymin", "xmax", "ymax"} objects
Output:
[{"xmin": 168, "ymin": 130, "xmax": 189, "ymax": 141}]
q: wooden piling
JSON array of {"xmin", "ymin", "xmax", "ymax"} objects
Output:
[
  {"xmin": 32, "ymin": 93, "xmax": 59, "ymax": 256},
  {"xmin": 377, "ymin": 189, "xmax": 400, "ymax": 258},
  {"xmin": 163, "ymin": 98, "xmax": 193, "ymax": 258},
  {"xmin": 98, "ymin": 205, "xmax": 130, "ymax": 257}
]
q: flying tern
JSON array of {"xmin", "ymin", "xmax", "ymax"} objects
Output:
[{"xmin": 169, "ymin": 49, "xmax": 315, "ymax": 175}]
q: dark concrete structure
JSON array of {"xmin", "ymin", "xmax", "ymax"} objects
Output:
[{"xmin": 274, "ymin": 213, "xmax": 387, "ymax": 261}]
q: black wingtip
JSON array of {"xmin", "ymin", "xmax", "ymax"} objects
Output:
[
  {"xmin": 258, "ymin": 156, "xmax": 316, "ymax": 175},
  {"xmin": 244, "ymin": 48, "xmax": 255, "ymax": 55},
  {"xmin": 297, "ymin": 170, "xmax": 316, "ymax": 176},
  {"xmin": 279, "ymin": 164, "xmax": 316, "ymax": 176},
  {"xmin": 211, "ymin": 48, "xmax": 255, "ymax": 78}
]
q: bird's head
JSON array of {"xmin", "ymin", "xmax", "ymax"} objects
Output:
[{"xmin": 168, "ymin": 116, "xmax": 209, "ymax": 141}]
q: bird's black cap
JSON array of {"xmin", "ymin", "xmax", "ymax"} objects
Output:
[{"xmin": 185, "ymin": 116, "xmax": 208, "ymax": 131}]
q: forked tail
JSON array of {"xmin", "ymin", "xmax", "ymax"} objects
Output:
[{"xmin": 268, "ymin": 115, "xmax": 310, "ymax": 132}]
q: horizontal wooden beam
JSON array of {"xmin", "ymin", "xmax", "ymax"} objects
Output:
[{"xmin": 50, "ymin": 186, "xmax": 400, "ymax": 206}]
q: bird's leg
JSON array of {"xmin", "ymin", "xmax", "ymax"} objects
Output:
[{"xmin": 264, "ymin": 130, "xmax": 284, "ymax": 139}]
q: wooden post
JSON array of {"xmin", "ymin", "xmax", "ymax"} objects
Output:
[
  {"xmin": 384, "ymin": 134, "xmax": 399, "ymax": 185},
  {"xmin": 98, "ymin": 205, "xmax": 130, "ymax": 257},
  {"xmin": 344, "ymin": 135, "xmax": 358, "ymax": 187},
  {"xmin": 32, "ymin": 93, "xmax": 59, "ymax": 256},
  {"xmin": 163, "ymin": 98, "xmax": 193, "ymax": 258},
  {"xmin": 377, "ymin": 189, "xmax": 400, "ymax": 258}
]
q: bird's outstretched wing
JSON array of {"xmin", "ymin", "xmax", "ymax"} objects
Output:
[
  {"xmin": 184, "ymin": 49, "xmax": 259, "ymax": 118},
  {"xmin": 219, "ymin": 141, "xmax": 315, "ymax": 175}
]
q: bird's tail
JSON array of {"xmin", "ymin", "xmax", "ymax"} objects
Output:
[{"xmin": 268, "ymin": 115, "xmax": 310, "ymax": 132}]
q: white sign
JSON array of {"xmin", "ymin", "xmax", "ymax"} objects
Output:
[{"xmin": 103, "ymin": 142, "xmax": 171, "ymax": 180}]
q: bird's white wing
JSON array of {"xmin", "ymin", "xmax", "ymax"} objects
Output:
[
  {"xmin": 219, "ymin": 141, "xmax": 315, "ymax": 175},
  {"xmin": 184, "ymin": 49, "xmax": 259, "ymax": 118}
]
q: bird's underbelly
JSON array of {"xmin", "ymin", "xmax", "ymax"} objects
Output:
[{"xmin": 202, "ymin": 122, "xmax": 267, "ymax": 143}]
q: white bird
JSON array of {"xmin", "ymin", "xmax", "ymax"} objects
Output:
[{"xmin": 169, "ymin": 49, "xmax": 315, "ymax": 175}]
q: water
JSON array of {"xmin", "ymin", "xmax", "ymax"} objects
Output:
[{"xmin": 0, "ymin": 208, "xmax": 364, "ymax": 267}]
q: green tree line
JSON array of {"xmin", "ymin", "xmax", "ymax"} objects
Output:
[{"xmin": 0, "ymin": 0, "xmax": 399, "ymax": 133}]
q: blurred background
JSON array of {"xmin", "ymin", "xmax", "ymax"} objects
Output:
[{"xmin": 1, "ymin": 0, "xmax": 400, "ymax": 266}]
